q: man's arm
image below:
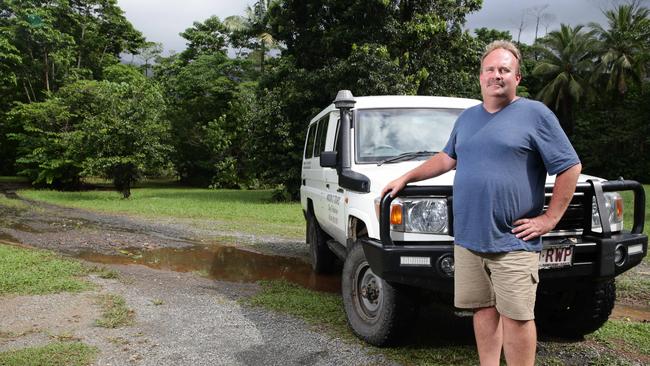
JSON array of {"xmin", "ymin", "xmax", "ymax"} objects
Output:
[
  {"xmin": 381, "ymin": 152, "xmax": 457, "ymax": 198},
  {"xmin": 512, "ymin": 163, "xmax": 582, "ymax": 241}
]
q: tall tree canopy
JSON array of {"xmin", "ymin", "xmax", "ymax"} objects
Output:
[
  {"xmin": 249, "ymin": 0, "xmax": 483, "ymax": 197},
  {"xmin": 533, "ymin": 24, "xmax": 596, "ymax": 137},
  {"xmin": 589, "ymin": 3, "xmax": 650, "ymax": 95}
]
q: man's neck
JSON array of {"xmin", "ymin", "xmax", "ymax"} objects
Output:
[{"xmin": 482, "ymin": 96, "xmax": 519, "ymax": 113}]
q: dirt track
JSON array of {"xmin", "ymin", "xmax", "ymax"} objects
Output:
[
  {"xmin": 0, "ymin": 188, "xmax": 396, "ymax": 365},
  {"xmin": 0, "ymin": 186, "xmax": 648, "ymax": 365}
]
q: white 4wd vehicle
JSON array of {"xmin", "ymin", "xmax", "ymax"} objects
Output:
[{"xmin": 300, "ymin": 90, "xmax": 647, "ymax": 346}]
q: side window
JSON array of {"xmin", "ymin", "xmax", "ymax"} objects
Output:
[
  {"xmin": 304, "ymin": 123, "xmax": 317, "ymax": 159},
  {"xmin": 314, "ymin": 116, "xmax": 329, "ymax": 157},
  {"xmin": 333, "ymin": 118, "xmax": 341, "ymax": 151}
]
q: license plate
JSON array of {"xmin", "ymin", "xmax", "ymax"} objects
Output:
[{"xmin": 539, "ymin": 246, "xmax": 573, "ymax": 269}]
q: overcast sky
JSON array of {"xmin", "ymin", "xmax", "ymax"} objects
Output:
[{"xmin": 117, "ymin": 0, "xmax": 626, "ymax": 55}]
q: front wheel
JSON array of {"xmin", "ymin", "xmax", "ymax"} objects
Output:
[
  {"xmin": 535, "ymin": 279, "xmax": 616, "ymax": 337},
  {"xmin": 342, "ymin": 242, "xmax": 415, "ymax": 346}
]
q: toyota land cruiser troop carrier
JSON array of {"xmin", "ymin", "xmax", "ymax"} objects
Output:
[{"xmin": 300, "ymin": 90, "xmax": 647, "ymax": 346}]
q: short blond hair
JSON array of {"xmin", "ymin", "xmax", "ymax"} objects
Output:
[{"xmin": 481, "ymin": 40, "xmax": 522, "ymax": 74}]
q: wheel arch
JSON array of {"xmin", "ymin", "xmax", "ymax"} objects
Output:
[{"xmin": 348, "ymin": 214, "xmax": 370, "ymax": 242}]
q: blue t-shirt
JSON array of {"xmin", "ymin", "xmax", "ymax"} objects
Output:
[{"xmin": 442, "ymin": 98, "xmax": 580, "ymax": 253}]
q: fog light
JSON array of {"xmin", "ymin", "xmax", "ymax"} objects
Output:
[
  {"xmin": 400, "ymin": 256, "xmax": 431, "ymax": 267},
  {"xmin": 438, "ymin": 254, "xmax": 455, "ymax": 277},
  {"xmin": 628, "ymin": 244, "xmax": 643, "ymax": 255},
  {"xmin": 614, "ymin": 244, "xmax": 627, "ymax": 267}
]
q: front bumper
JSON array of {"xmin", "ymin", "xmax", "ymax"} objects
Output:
[{"xmin": 364, "ymin": 180, "xmax": 648, "ymax": 292}]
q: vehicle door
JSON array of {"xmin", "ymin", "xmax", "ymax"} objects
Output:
[
  {"xmin": 301, "ymin": 121, "xmax": 320, "ymax": 216},
  {"xmin": 320, "ymin": 111, "xmax": 346, "ymax": 244}
]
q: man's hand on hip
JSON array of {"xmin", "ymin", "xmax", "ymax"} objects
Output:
[{"xmin": 512, "ymin": 214, "xmax": 557, "ymax": 241}]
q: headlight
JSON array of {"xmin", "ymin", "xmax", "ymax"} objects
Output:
[
  {"xmin": 592, "ymin": 192, "xmax": 623, "ymax": 232},
  {"xmin": 389, "ymin": 197, "xmax": 448, "ymax": 234}
]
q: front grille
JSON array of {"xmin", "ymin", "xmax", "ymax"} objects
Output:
[{"xmin": 544, "ymin": 193, "xmax": 587, "ymax": 232}]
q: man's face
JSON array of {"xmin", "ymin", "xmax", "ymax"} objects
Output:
[{"xmin": 479, "ymin": 48, "xmax": 521, "ymax": 101}]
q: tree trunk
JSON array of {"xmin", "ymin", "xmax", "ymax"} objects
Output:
[
  {"xmin": 559, "ymin": 98, "xmax": 574, "ymax": 138},
  {"xmin": 77, "ymin": 25, "xmax": 85, "ymax": 68},
  {"xmin": 22, "ymin": 80, "xmax": 32, "ymax": 103},
  {"xmin": 43, "ymin": 48, "xmax": 50, "ymax": 93},
  {"xmin": 27, "ymin": 78, "xmax": 36, "ymax": 102},
  {"xmin": 260, "ymin": 42, "xmax": 265, "ymax": 74},
  {"xmin": 99, "ymin": 45, "xmax": 108, "ymax": 66}
]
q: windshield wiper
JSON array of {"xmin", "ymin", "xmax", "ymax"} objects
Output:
[{"xmin": 377, "ymin": 151, "xmax": 437, "ymax": 166}]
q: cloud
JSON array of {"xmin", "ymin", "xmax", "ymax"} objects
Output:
[
  {"xmin": 466, "ymin": 0, "xmax": 608, "ymax": 43},
  {"xmin": 118, "ymin": 0, "xmax": 249, "ymax": 54}
]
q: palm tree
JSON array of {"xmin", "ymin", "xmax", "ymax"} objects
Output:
[
  {"xmin": 533, "ymin": 24, "xmax": 597, "ymax": 137},
  {"xmin": 223, "ymin": 0, "xmax": 278, "ymax": 74},
  {"xmin": 589, "ymin": 4, "xmax": 650, "ymax": 95}
]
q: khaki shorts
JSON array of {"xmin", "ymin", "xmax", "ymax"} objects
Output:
[{"xmin": 454, "ymin": 245, "xmax": 539, "ymax": 321}]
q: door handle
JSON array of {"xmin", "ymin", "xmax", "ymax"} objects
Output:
[
  {"xmin": 337, "ymin": 188, "xmax": 344, "ymax": 193},
  {"xmin": 326, "ymin": 183, "xmax": 330, "ymax": 189}
]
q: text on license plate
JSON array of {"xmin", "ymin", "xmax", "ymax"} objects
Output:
[{"xmin": 539, "ymin": 246, "xmax": 573, "ymax": 269}]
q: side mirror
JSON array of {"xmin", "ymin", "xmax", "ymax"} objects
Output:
[{"xmin": 320, "ymin": 151, "xmax": 338, "ymax": 167}]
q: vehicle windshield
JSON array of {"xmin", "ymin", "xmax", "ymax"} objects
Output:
[{"xmin": 355, "ymin": 108, "xmax": 463, "ymax": 163}]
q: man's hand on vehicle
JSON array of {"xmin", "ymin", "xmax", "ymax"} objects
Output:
[
  {"xmin": 381, "ymin": 177, "xmax": 409, "ymax": 198},
  {"xmin": 512, "ymin": 214, "xmax": 557, "ymax": 241}
]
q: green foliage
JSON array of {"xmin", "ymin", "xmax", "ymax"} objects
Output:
[
  {"xmin": 573, "ymin": 84, "xmax": 650, "ymax": 182},
  {"xmin": 7, "ymin": 97, "xmax": 82, "ymax": 189},
  {"xmin": 0, "ymin": 244, "xmax": 91, "ymax": 295},
  {"xmin": 224, "ymin": 0, "xmax": 280, "ymax": 74},
  {"xmin": 0, "ymin": 0, "xmax": 144, "ymax": 102},
  {"xmin": 179, "ymin": 16, "xmax": 229, "ymax": 62},
  {"xmin": 155, "ymin": 47, "xmax": 254, "ymax": 187},
  {"xmin": 73, "ymin": 79, "xmax": 172, "ymax": 198},
  {"xmin": 250, "ymin": 0, "xmax": 483, "ymax": 197},
  {"xmin": 102, "ymin": 63, "xmax": 146, "ymax": 84},
  {"xmin": 0, "ymin": 342, "xmax": 98, "ymax": 366},
  {"xmin": 8, "ymin": 75, "xmax": 172, "ymax": 196},
  {"xmin": 533, "ymin": 24, "xmax": 597, "ymax": 137},
  {"xmin": 589, "ymin": 4, "xmax": 650, "ymax": 95},
  {"xmin": 474, "ymin": 27, "xmax": 512, "ymax": 45},
  {"xmin": 0, "ymin": 0, "xmax": 144, "ymax": 177}
]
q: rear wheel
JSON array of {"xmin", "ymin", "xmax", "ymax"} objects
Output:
[
  {"xmin": 306, "ymin": 213, "xmax": 336, "ymax": 273},
  {"xmin": 342, "ymin": 241, "xmax": 416, "ymax": 346},
  {"xmin": 536, "ymin": 279, "xmax": 616, "ymax": 337}
]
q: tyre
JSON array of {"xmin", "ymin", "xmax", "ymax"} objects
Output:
[
  {"xmin": 535, "ymin": 279, "xmax": 616, "ymax": 337},
  {"xmin": 342, "ymin": 242, "xmax": 415, "ymax": 346},
  {"xmin": 306, "ymin": 213, "xmax": 336, "ymax": 273}
]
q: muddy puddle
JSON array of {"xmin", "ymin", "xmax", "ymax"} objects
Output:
[
  {"xmin": 75, "ymin": 244, "xmax": 342, "ymax": 293},
  {"xmin": 612, "ymin": 303, "xmax": 650, "ymax": 322}
]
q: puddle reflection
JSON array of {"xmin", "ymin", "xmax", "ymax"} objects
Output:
[
  {"xmin": 612, "ymin": 303, "xmax": 650, "ymax": 322},
  {"xmin": 76, "ymin": 244, "xmax": 341, "ymax": 293}
]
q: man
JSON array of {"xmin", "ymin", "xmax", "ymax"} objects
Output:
[{"xmin": 381, "ymin": 40, "xmax": 582, "ymax": 366}]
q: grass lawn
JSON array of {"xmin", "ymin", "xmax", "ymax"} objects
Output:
[
  {"xmin": 19, "ymin": 188, "xmax": 305, "ymax": 239},
  {"xmin": 0, "ymin": 244, "xmax": 92, "ymax": 296},
  {"xmin": 620, "ymin": 184, "xmax": 650, "ymax": 237},
  {"xmin": 0, "ymin": 342, "xmax": 97, "ymax": 366}
]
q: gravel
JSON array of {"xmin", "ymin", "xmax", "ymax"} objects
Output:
[{"xmin": 0, "ymin": 189, "xmax": 396, "ymax": 365}]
